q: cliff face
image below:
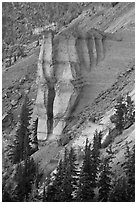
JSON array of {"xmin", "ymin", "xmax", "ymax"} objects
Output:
[
  {"xmin": 35, "ymin": 28, "xmax": 107, "ymax": 140},
  {"xmin": 2, "ymin": 2, "xmax": 135, "ymax": 178},
  {"xmin": 34, "ymin": 2, "xmax": 134, "ymax": 141}
]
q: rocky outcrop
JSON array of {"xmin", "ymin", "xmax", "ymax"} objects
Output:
[
  {"xmin": 34, "ymin": 27, "xmax": 111, "ymax": 140},
  {"xmin": 34, "ymin": 2, "xmax": 134, "ymax": 141}
]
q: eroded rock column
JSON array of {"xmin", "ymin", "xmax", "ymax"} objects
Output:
[
  {"xmin": 35, "ymin": 40, "xmax": 48, "ymax": 140},
  {"xmin": 35, "ymin": 28, "xmax": 107, "ymax": 141},
  {"xmin": 53, "ymin": 35, "xmax": 75, "ymax": 137},
  {"xmin": 35, "ymin": 32, "xmax": 54, "ymax": 140}
]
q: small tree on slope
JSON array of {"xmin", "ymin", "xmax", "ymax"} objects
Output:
[
  {"xmin": 110, "ymin": 95, "xmax": 135, "ymax": 133},
  {"xmin": 124, "ymin": 95, "xmax": 135, "ymax": 128},
  {"xmin": 110, "ymin": 96, "xmax": 126, "ymax": 133},
  {"xmin": 76, "ymin": 139, "xmax": 95, "ymax": 201}
]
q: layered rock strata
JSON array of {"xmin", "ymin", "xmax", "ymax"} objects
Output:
[{"xmin": 35, "ymin": 28, "xmax": 112, "ymax": 140}]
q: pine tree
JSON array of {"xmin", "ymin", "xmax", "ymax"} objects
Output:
[
  {"xmin": 28, "ymin": 181, "xmax": 39, "ymax": 202},
  {"xmin": 111, "ymin": 96, "xmax": 126, "ymax": 133},
  {"xmin": 59, "ymin": 147, "xmax": 79, "ymax": 201},
  {"xmin": 2, "ymin": 187, "xmax": 12, "ymax": 202},
  {"xmin": 42, "ymin": 185, "xmax": 47, "ymax": 202},
  {"xmin": 28, "ymin": 163, "xmax": 43, "ymax": 201},
  {"xmin": 93, "ymin": 129, "xmax": 102, "ymax": 149},
  {"xmin": 8, "ymin": 95, "xmax": 33, "ymax": 163},
  {"xmin": 98, "ymin": 157, "xmax": 112, "ymax": 201},
  {"xmin": 31, "ymin": 118, "xmax": 39, "ymax": 153},
  {"xmin": 2, "ymin": 164, "xmax": 16, "ymax": 202},
  {"xmin": 128, "ymin": 145, "xmax": 135, "ymax": 201},
  {"xmin": 109, "ymin": 176, "xmax": 129, "ymax": 202},
  {"xmin": 76, "ymin": 139, "xmax": 95, "ymax": 201},
  {"xmin": 90, "ymin": 130, "xmax": 101, "ymax": 187},
  {"xmin": 123, "ymin": 143, "xmax": 135, "ymax": 201},
  {"xmin": 14, "ymin": 157, "xmax": 37, "ymax": 201},
  {"xmin": 124, "ymin": 95, "xmax": 135, "ymax": 128},
  {"xmin": 98, "ymin": 145, "xmax": 114, "ymax": 202},
  {"xmin": 68, "ymin": 147, "xmax": 79, "ymax": 197},
  {"xmin": 45, "ymin": 159, "xmax": 64, "ymax": 201}
]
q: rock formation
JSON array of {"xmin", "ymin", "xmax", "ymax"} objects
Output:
[{"xmin": 34, "ymin": 27, "xmax": 121, "ymax": 141}]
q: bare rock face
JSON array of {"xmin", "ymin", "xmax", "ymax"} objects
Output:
[
  {"xmin": 34, "ymin": 3, "xmax": 135, "ymax": 141},
  {"xmin": 34, "ymin": 27, "xmax": 110, "ymax": 141}
]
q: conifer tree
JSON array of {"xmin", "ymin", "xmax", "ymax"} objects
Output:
[
  {"xmin": 128, "ymin": 145, "xmax": 135, "ymax": 201},
  {"xmin": 44, "ymin": 182, "xmax": 57, "ymax": 202},
  {"xmin": 28, "ymin": 163, "xmax": 43, "ymax": 201},
  {"xmin": 98, "ymin": 145, "xmax": 114, "ymax": 202},
  {"xmin": 31, "ymin": 118, "xmax": 39, "ymax": 153},
  {"xmin": 59, "ymin": 147, "xmax": 79, "ymax": 201},
  {"xmin": 45, "ymin": 147, "xmax": 79, "ymax": 202},
  {"xmin": 14, "ymin": 157, "xmax": 37, "ymax": 201},
  {"xmin": 90, "ymin": 130, "xmax": 101, "ymax": 187},
  {"xmin": 111, "ymin": 96, "xmax": 126, "ymax": 133},
  {"xmin": 2, "ymin": 164, "xmax": 16, "ymax": 202},
  {"xmin": 123, "ymin": 143, "xmax": 135, "ymax": 201},
  {"xmin": 124, "ymin": 95, "xmax": 135, "ymax": 128},
  {"xmin": 44, "ymin": 159, "xmax": 64, "ymax": 201},
  {"xmin": 42, "ymin": 185, "xmax": 46, "ymax": 202},
  {"xmin": 98, "ymin": 157, "xmax": 112, "ymax": 201},
  {"xmin": 28, "ymin": 181, "xmax": 39, "ymax": 202},
  {"xmin": 76, "ymin": 139, "xmax": 95, "ymax": 201},
  {"xmin": 8, "ymin": 95, "xmax": 33, "ymax": 163},
  {"xmin": 109, "ymin": 176, "xmax": 128, "ymax": 202}
]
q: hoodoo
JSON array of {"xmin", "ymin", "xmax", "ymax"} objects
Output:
[{"xmin": 35, "ymin": 27, "xmax": 120, "ymax": 141}]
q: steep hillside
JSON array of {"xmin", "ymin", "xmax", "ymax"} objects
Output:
[
  {"xmin": 2, "ymin": 2, "xmax": 135, "ymax": 200},
  {"xmin": 32, "ymin": 2, "xmax": 135, "ymax": 176}
]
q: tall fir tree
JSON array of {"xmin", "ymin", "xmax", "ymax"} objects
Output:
[
  {"xmin": 123, "ymin": 143, "xmax": 135, "ymax": 201},
  {"xmin": 109, "ymin": 175, "xmax": 129, "ymax": 202},
  {"xmin": 98, "ymin": 145, "xmax": 114, "ymax": 202},
  {"xmin": 8, "ymin": 95, "xmax": 33, "ymax": 163},
  {"xmin": 28, "ymin": 162, "xmax": 43, "ymax": 201},
  {"xmin": 44, "ymin": 159, "xmax": 64, "ymax": 201},
  {"xmin": 14, "ymin": 157, "xmax": 37, "ymax": 201},
  {"xmin": 90, "ymin": 130, "xmax": 102, "ymax": 187},
  {"xmin": 59, "ymin": 147, "xmax": 79, "ymax": 201},
  {"xmin": 31, "ymin": 118, "xmax": 39, "ymax": 153},
  {"xmin": 98, "ymin": 158, "xmax": 112, "ymax": 201},
  {"xmin": 28, "ymin": 181, "xmax": 39, "ymax": 202},
  {"xmin": 76, "ymin": 139, "xmax": 95, "ymax": 201},
  {"xmin": 44, "ymin": 147, "xmax": 79, "ymax": 202}
]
